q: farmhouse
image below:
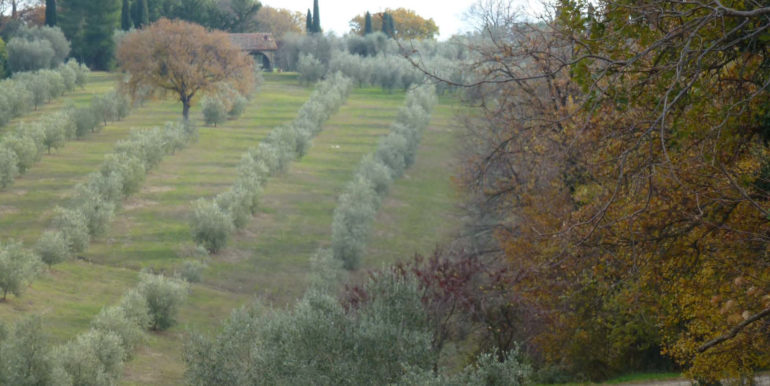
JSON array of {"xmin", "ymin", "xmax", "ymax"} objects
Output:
[{"xmin": 229, "ymin": 33, "xmax": 278, "ymax": 71}]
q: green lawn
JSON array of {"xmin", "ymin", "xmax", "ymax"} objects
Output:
[{"xmin": 0, "ymin": 73, "xmax": 463, "ymax": 385}]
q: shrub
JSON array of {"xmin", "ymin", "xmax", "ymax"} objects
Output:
[
  {"xmin": 72, "ymin": 106, "xmax": 99, "ymax": 138},
  {"xmin": 3, "ymin": 131, "xmax": 41, "ymax": 174},
  {"xmin": 0, "ymin": 146, "xmax": 19, "ymax": 189},
  {"xmin": 136, "ymin": 273, "xmax": 189, "ymax": 331},
  {"xmin": 201, "ymin": 96, "xmax": 227, "ymax": 127},
  {"xmin": 35, "ymin": 230, "xmax": 70, "ymax": 265},
  {"xmin": 402, "ymin": 350, "xmax": 533, "ymax": 385},
  {"xmin": 179, "ymin": 259, "xmax": 206, "ymax": 283},
  {"xmin": 355, "ymin": 154, "xmax": 393, "ymax": 197},
  {"xmin": 54, "ymin": 329, "xmax": 125, "ymax": 386},
  {"xmin": 185, "ymin": 272, "xmax": 434, "ymax": 385},
  {"xmin": 42, "ymin": 118, "xmax": 66, "ymax": 153},
  {"xmin": 91, "ymin": 94, "xmax": 117, "ymax": 126},
  {"xmin": 375, "ymin": 132, "xmax": 409, "ymax": 178},
  {"xmin": 118, "ymin": 288, "xmax": 151, "ymax": 330},
  {"xmin": 51, "ymin": 206, "xmax": 90, "ymax": 254},
  {"xmin": 24, "ymin": 73, "xmax": 51, "ymax": 109},
  {"xmin": 6, "ymin": 38, "xmax": 55, "ymax": 72},
  {"xmin": 228, "ymin": 95, "xmax": 247, "ymax": 119},
  {"xmin": 236, "ymin": 153, "xmax": 269, "ymax": 189},
  {"xmin": 190, "ymin": 199, "xmax": 234, "ymax": 254},
  {"xmin": 0, "ymin": 241, "xmax": 42, "ymax": 300},
  {"xmin": 331, "ymin": 177, "xmax": 380, "ymax": 270},
  {"xmin": 250, "ymin": 143, "xmax": 281, "ymax": 175},
  {"xmin": 215, "ymin": 188, "xmax": 251, "ymax": 229},
  {"xmin": 297, "ymin": 53, "xmax": 325, "ymax": 85},
  {"xmin": 90, "ymin": 306, "xmax": 144, "ymax": 356},
  {"xmin": 13, "ymin": 25, "xmax": 70, "ymax": 66},
  {"xmin": 73, "ymin": 189, "xmax": 116, "ymax": 237},
  {"xmin": 100, "ymin": 153, "xmax": 146, "ymax": 197},
  {"xmin": 0, "ymin": 316, "xmax": 56, "ymax": 386}
]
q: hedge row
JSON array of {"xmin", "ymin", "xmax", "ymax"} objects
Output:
[
  {"xmin": 0, "ymin": 88, "xmax": 134, "ymax": 190},
  {"xmin": 0, "ymin": 120, "xmax": 196, "ymax": 311},
  {"xmin": 331, "ymin": 85, "xmax": 437, "ymax": 270},
  {"xmin": 0, "ymin": 59, "xmax": 89, "ymax": 127},
  {"xmin": 39, "ymin": 121, "xmax": 198, "ymax": 264},
  {"xmin": 0, "ymin": 271, "xmax": 190, "ymax": 385},
  {"xmin": 191, "ymin": 72, "xmax": 354, "ymax": 253}
]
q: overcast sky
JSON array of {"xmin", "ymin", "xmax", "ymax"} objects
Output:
[{"xmin": 261, "ymin": 0, "xmax": 545, "ymax": 39}]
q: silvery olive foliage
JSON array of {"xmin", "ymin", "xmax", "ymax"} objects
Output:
[
  {"xmin": 191, "ymin": 73, "xmax": 353, "ymax": 253},
  {"xmin": 331, "ymin": 86, "xmax": 437, "ymax": 269},
  {"xmin": 0, "ymin": 84, "xmax": 134, "ymax": 192},
  {"xmin": 0, "ymin": 60, "xmax": 88, "ymax": 128},
  {"xmin": 184, "ymin": 272, "xmax": 434, "ymax": 385}
]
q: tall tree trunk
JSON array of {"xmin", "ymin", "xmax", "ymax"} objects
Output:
[{"xmin": 182, "ymin": 98, "xmax": 191, "ymax": 121}]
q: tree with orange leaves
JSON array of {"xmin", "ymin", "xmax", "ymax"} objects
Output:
[{"xmin": 116, "ymin": 18, "xmax": 255, "ymax": 120}]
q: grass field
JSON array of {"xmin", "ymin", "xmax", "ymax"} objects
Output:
[{"xmin": 0, "ymin": 72, "xmax": 463, "ymax": 384}]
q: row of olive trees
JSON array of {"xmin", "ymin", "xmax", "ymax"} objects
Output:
[
  {"xmin": 191, "ymin": 73, "xmax": 353, "ymax": 253},
  {"xmin": 332, "ymin": 86, "xmax": 437, "ymax": 270},
  {"xmin": 0, "ymin": 271, "xmax": 189, "ymax": 385},
  {"xmin": 184, "ymin": 251, "xmax": 532, "ymax": 385},
  {"xmin": 37, "ymin": 121, "xmax": 198, "ymax": 266},
  {"xmin": 0, "ymin": 59, "xmax": 88, "ymax": 127},
  {"xmin": 0, "ymin": 121, "xmax": 197, "ymax": 302},
  {"xmin": 0, "ymin": 88, "xmax": 132, "ymax": 190}
]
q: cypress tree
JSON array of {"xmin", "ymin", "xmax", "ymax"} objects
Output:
[
  {"xmin": 306, "ymin": 9, "xmax": 312, "ymax": 34},
  {"xmin": 45, "ymin": 0, "xmax": 57, "ymax": 26},
  {"xmin": 382, "ymin": 12, "xmax": 393, "ymax": 38},
  {"xmin": 121, "ymin": 0, "xmax": 132, "ymax": 30},
  {"xmin": 137, "ymin": 0, "xmax": 149, "ymax": 28},
  {"xmin": 387, "ymin": 13, "xmax": 395, "ymax": 38},
  {"xmin": 364, "ymin": 11, "xmax": 372, "ymax": 35},
  {"xmin": 312, "ymin": 0, "xmax": 320, "ymax": 33}
]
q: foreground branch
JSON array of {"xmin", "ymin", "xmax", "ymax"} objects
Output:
[{"xmin": 697, "ymin": 307, "xmax": 770, "ymax": 353}]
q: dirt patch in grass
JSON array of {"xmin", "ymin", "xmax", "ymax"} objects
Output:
[
  {"xmin": 0, "ymin": 205, "xmax": 20, "ymax": 215},
  {"xmin": 124, "ymin": 199, "xmax": 159, "ymax": 211},
  {"xmin": 144, "ymin": 185, "xmax": 174, "ymax": 193}
]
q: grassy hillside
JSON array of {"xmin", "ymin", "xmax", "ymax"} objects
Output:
[{"xmin": 0, "ymin": 73, "xmax": 461, "ymax": 385}]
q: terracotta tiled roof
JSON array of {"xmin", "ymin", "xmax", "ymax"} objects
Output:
[{"xmin": 229, "ymin": 33, "xmax": 278, "ymax": 52}]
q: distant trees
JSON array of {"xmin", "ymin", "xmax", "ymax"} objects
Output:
[
  {"xmin": 5, "ymin": 25, "xmax": 70, "ymax": 73},
  {"xmin": 120, "ymin": 0, "xmax": 131, "ymax": 30},
  {"xmin": 117, "ymin": 18, "xmax": 255, "ymax": 120},
  {"xmin": 311, "ymin": 0, "xmax": 320, "ymax": 33},
  {"xmin": 44, "ymin": 0, "xmax": 55, "ymax": 26},
  {"xmin": 135, "ymin": 0, "xmax": 148, "ymax": 28},
  {"xmin": 350, "ymin": 8, "xmax": 438, "ymax": 39},
  {"xmin": 215, "ymin": 0, "xmax": 261, "ymax": 33},
  {"xmin": 364, "ymin": 11, "xmax": 372, "ymax": 34},
  {"xmin": 254, "ymin": 6, "xmax": 303, "ymax": 39},
  {"xmin": 59, "ymin": 0, "xmax": 120, "ymax": 70}
]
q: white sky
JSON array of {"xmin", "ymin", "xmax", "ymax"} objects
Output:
[{"xmin": 262, "ymin": 0, "xmax": 546, "ymax": 39}]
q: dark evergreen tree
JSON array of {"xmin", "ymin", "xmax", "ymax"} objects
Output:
[
  {"xmin": 381, "ymin": 12, "xmax": 395, "ymax": 38},
  {"xmin": 306, "ymin": 9, "xmax": 312, "ymax": 34},
  {"xmin": 364, "ymin": 11, "xmax": 372, "ymax": 35},
  {"xmin": 137, "ymin": 0, "xmax": 149, "ymax": 27},
  {"xmin": 121, "ymin": 0, "xmax": 132, "ymax": 30},
  {"xmin": 45, "ymin": 0, "xmax": 57, "ymax": 27},
  {"xmin": 387, "ymin": 13, "xmax": 395, "ymax": 38},
  {"xmin": 311, "ymin": 0, "xmax": 320, "ymax": 33},
  {"xmin": 60, "ymin": 0, "xmax": 121, "ymax": 69}
]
